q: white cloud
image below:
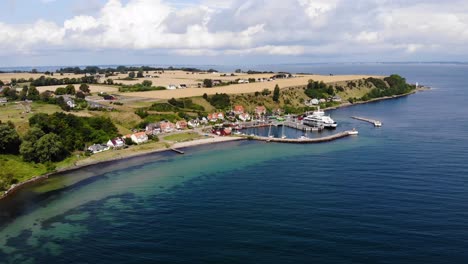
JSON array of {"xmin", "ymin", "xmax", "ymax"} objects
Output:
[{"xmin": 1, "ymin": 0, "xmax": 468, "ymax": 60}]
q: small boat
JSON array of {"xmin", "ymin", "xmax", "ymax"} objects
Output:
[
  {"xmin": 268, "ymin": 124, "xmax": 274, "ymax": 138},
  {"xmin": 374, "ymin": 121, "xmax": 382, "ymax": 127},
  {"xmin": 298, "ymin": 136, "xmax": 308, "ymax": 140},
  {"xmin": 281, "ymin": 124, "xmax": 287, "ymax": 139}
]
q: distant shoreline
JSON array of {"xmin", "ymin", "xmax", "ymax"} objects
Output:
[{"xmin": 0, "ymin": 86, "xmax": 429, "ymax": 202}]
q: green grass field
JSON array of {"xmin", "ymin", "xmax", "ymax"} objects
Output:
[
  {"xmin": 163, "ymin": 132, "xmax": 203, "ymax": 142},
  {"xmin": 0, "ymin": 155, "xmax": 48, "ymax": 191}
]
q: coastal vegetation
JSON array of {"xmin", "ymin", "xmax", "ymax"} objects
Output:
[{"xmin": 0, "ymin": 112, "xmax": 120, "ymax": 191}]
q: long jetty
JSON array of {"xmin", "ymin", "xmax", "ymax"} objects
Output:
[
  {"xmin": 251, "ymin": 130, "xmax": 355, "ymax": 144},
  {"xmin": 170, "ymin": 148, "xmax": 185, "ymax": 154},
  {"xmin": 351, "ymin": 116, "xmax": 382, "ymax": 127}
]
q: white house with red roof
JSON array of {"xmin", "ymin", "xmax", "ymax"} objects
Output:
[
  {"xmin": 130, "ymin": 132, "xmax": 148, "ymax": 144},
  {"xmin": 107, "ymin": 137, "xmax": 125, "ymax": 148},
  {"xmin": 160, "ymin": 121, "xmax": 176, "ymax": 133}
]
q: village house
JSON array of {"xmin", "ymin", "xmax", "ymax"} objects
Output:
[
  {"xmin": 130, "ymin": 132, "xmax": 149, "ymax": 144},
  {"xmin": 160, "ymin": 121, "xmax": 176, "ymax": 133},
  {"xmin": 238, "ymin": 79, "xmax": 249, "ymax": 84},
  {"xmin": 167, "ymin": 84, "xmax": 177, "ymax": 90},
  {"xmin": 207, "ymin": 112, "xmax": 224, "ymax": 122},
  {"xmin": 145, "ymin": 123, "xmax": 161, "ymax": 135},
  {"xmin": 238, "ymin": 113, "xmax": 251, "ymax": 122},
  {"xmin": 310, "ymin": 99, "xmax": 319, "ymax": 105},
  {"xmin": 179, "ymin": 84, "xmax": 187, "ymax": 89},
  {"xmin": 188, "ymin": 119, "xmax": 200, "ymax": 128},
  {"xmin": 233, "ymin": 105, "xmax": 245, "ymax": 114},
  {"xmin": 107, "ymin": 137, "xmax": 125, "ymax": 148},
  {"xmin": 332, "ymin": 95, "xmax": 342, "ymax": 102},
  {"xmin": 255, "ymin": 106, "xmax": 267, "ymax": 117},
  {"xmin": 176, "ymin": 120, "xmax": 188, "ymax": 130},
  {"xmin": 88, "ymin": 144, "xmax": 110, "ymax": 154},
  {"xmin": 0, "ymin": 97, "xmax": 7, "ymax": 104}
]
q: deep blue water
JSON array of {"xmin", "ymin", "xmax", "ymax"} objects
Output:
[{"xmin": 1, "ymin": 64, "xmax": 468, "ymax": 263}]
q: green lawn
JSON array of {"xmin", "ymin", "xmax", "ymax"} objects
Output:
[
  {"xmin": 0, "ymin": 155, "xmax": 48, "ymax": 191},
  {"xmin": 163, "ymin": 132, "xmax": 203, "ymax": 142}
]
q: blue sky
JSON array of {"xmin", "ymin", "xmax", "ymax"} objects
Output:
[{"xmin": 1, "ymin": 0, "xmax": 467, "ymax": 67}]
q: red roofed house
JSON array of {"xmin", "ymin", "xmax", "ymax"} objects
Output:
[
  {"xmin": 160, "ymin": 121, "xmax": 176, "ymax": 133},
  {"xmin": 255, "ymin": 106, "xmax": 267, "ymax": 117},
  {"xmin": 107, "ymin": 137, "xmax": 125, "ymax": 148},
  {"xmin": 233, "ymin": 105, "xmax": 245, "ymax": 114},
  {"xmin": 208, "ymin": 112, "xmax": 224, "ymax": 122},
  {"xmin": 131, "ymin": 132, "xmax": 148, "ymax": 144},
  {"xmin": 176, "ymin": 120, "xmax": 188, "ymax": 130}
]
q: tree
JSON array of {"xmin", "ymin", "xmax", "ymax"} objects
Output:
[
  {"xmin": 0, "ymin": 80, "xmax": 4, "ymax": 86},
  {"xmin": 79, "ymin": 84, "xmax": 90, "ymax": 93},
  {"xmin": 34, "ymin": 133, "xmax": 67, "ymax": 163},
  {"xmin": 27, "ymin": 86, "xmax": 40, "ymax": 101},
  {"xmin": 203, "ymin": 79, "xmax": 213, "ymax": 88},
  {"xmin": 137, "ymin": 70, "xmax": 144, "ymax": 78},
  {"xmin": 261, "ymin": 88, "xmax": 271, "ymax": 96},
  {"xmin": 23, "ymin": 126, "xmax": 45, "ymax": 142},
  {"xmin": 19, "ymin": 86, "xmax": 28, "ymax": 100},
  {"xmin": 55, "ymin": 87, "xmax": 67, "ymax": 95},
  {"xmin": 106, "ymin": 79, "xmax": 114, "ymax": 85},
  {"xmin": 0, "ymin": 123, "xmax": 21, "ymax": 154},
  {"xmin": 128, "ymin": 72, "xmax": 136, "ymax": 78},
  {"xmin": 6, "ymin": 88, "xmax": 18, "ymax": 101},
  {"xmin": 202, "ymin": 93, "xmax": 208, "ymax": 100},
  {"xmin": 76, "ymin": 91, "xmax": 86, "ymax": 99},
  {"xmin": 65, "ymin": 84, "xmax": 76, "ymax": 95},
  {"xmin": 273, "ymin": 84, "xmax": 280, "ymax": 102},
  {"xmin": 235, "ymin": 69, "xmax": 242, "ymax": 73},
  {"xmin": 142, "ymin": 80, "xmax": 152, "ymax": 87}
]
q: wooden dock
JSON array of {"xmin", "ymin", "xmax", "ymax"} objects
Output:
[
  {"xmin": 170, "ymin": 148, "xmax": 185, "ymax": 154},
  {"xmin": 351, "ymin": 116, "xmax": 382, "ymax": 127},
  {"xmin": 252, "ymin": 130, "xmax": 355, "ymax": 144}
]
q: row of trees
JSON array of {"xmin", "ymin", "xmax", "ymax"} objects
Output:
[
  {"xmin": 56, "ymin": 66, "xmax": 215, "ymax": 75},
  {"xmin": 305, "ymin": 80, "xmax": 335, "ymax": 99},
  {"xmin": 0, "ymin": 113, "xmax": 119, "ymax": 163},
  {"xmin": 30, "ymin": 76, "xmax": 98, "ymax": 87}
]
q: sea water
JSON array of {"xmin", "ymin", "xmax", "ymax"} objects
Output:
[{"xmin": 1, "ymin": 63, "xmax": 468, "ymax": 263}]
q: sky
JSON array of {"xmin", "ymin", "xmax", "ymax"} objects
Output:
[{"xmin": 1, "ymin": 0, "xmax": 468, "ymax": 67}]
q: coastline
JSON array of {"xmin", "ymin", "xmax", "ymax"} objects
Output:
[
  {"xmin": 0, "ymin": 87, "xmax": 429, "ymax": 202},
  {"xmin": 0, "ymin": 136, "xmax": 245, "ymax": 201},
  {"xmin": 324, "ymin": 86, "xmax": 429, "ymax": 111}
]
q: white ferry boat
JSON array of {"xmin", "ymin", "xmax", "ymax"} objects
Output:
[{"xmin": 303, "ymin": 108, "xmax": 337, "ymax": 129}]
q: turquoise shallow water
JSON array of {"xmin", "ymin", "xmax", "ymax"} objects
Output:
[{"xmin": 1, "ymin": 64, "xmax": 468, "ymax": 263}]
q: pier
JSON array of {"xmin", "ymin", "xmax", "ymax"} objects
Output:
[
  {"xmin": 251, "ymin": 130, "xmax": 355, "ymax": 144},
  {"xmin": 351, "ymin": 116, "xmax": 382, "ymax": 127},
  {"xmin": 281, "ymin": 121, "xmax": 322, "ymax": 132},
  {"xmin": 170, "ymin": 148, "xmax": 185, "ymax": 154},
  {"xmin": 238, "ymin": 121, "xmax": 322, "ymax": 132}
]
